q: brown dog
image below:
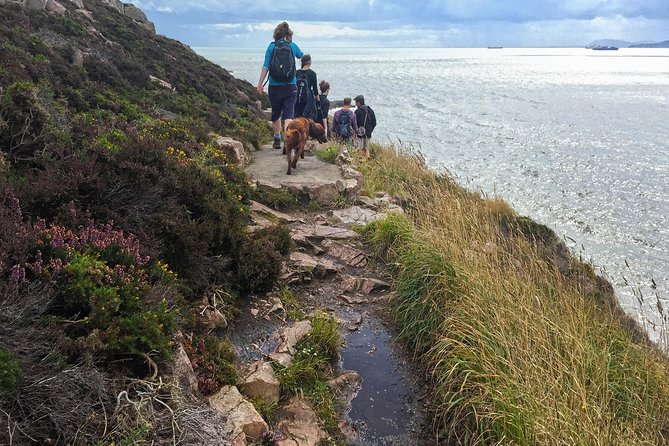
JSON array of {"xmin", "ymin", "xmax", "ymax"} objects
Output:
[{"xmin": 284, "ymin": 117, "xmax": 327, "ymax": 175}]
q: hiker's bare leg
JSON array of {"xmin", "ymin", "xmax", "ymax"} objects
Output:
[{"xmin": 272, "ymin": 119, "xmax": 281, "ymax": 134}]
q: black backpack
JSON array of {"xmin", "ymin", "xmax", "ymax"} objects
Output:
[
  {"xmin": 269, "ymin": 41, "xmax": 295, "ymax": 82},
  {"xmin": 337, "ymin": 111, "xmax": 351, "ymax": 138},
  {"xmin": 295, "ymin": 72, "xmax": 310, "ymax": 105}
]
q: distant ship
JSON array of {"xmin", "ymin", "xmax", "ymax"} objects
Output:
[
  {"xmin": 487, "ymin": 46, "xmax": 503, "ymax": 49},
  {"xmin": 590, "ymin": 46, "xmax": 619, "ymax": 51}
]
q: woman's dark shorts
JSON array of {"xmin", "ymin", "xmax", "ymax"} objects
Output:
[{"xmin": 268, "ymin": 84, "xmax": 297, "ymax": 122}]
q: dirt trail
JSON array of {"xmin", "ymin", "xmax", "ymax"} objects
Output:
[{"xmin": 230, "ymin": 148, "xmax": 436, "ymax": 445}]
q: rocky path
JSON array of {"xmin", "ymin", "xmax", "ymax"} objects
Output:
[{"xmin": 219, "ymin": 147, "xmax": 434, "ymax": 445}]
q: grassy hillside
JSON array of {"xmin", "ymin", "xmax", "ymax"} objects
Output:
[
  {"xmin": 0, "ymin": 2, "xmax": 284, "ymax": 444},
  {"xmin": 358, "ymin": 145, "xmax": 669, "ymax": 445}
]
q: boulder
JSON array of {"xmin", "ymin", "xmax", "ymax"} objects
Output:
[
  {"xmin": 149, "ymin": 75, "xmax": 174, "ymax": 91},
  {"xmin": 269, "ymin": 320, "xmax": 312, "ymax": 367},
  {"xmin": 327, "ymin": 371, "xmax": 362, "ymax": 394},
  {"xmin": 331, "ymin": 206, "xmax": 385, "ymax": 226},
  {"xmin": 101, "ymin": 0, "xmax": 123, "ymax": 13},
  {"xmin": 68, "ymin": 0, "xmax": 83, "ymax": 7},
  {"xmin": 173, "ymin": 342, "xmax": 198, "ymax": 395},
  {"xmin": 248, "ymin": 212, "xmax": 276, "ymax": 232},
  {"xmin": 241, "ymin": 361, "xmax": 280, "ymax": 404},
  {"xmin": 286, "ymin": 252, "xmax": 340, "ymax": 278},
  {"xmin": 321, "ymin": 239, "xmax": 367, "ymax": 268},
  {"xmin": 123, "ymin": 3, "xmax": 147, "ymax": 21},
  {"xmin": 341, "ymin": 165, "xmax": 363, "ymax": 181},
  {"xmin": 45, "ymin": 0, "xmax": 66, "ymax": 14},
  {"xmin": 307, "ymin": 182, "xmax": 339, "ymax": 205},
  {"xmin": 215, "ymin": 136, "xmax": 247, "ymax": 166},
  {"xmin": 23, "ymin": 0, "xmax": 47, "ymax": 9},
  {"xmin": 209, "ymin": 385, "xmax": 268, "ymax": 442},
  {"xmin": 327, "ymin": 371, "xmax": 363, "ymax": 419},
  {"xmin": 356, "ymin": 195, "xmax": 377, "ymax": 209},
  {"xmin": 335, "ymin": 178, "xmax": 360, "ymax": 194},
  {"xmin": 276, "ymin": 397, "xmax": 327, "ymax": 446},
  {"xmin": 342, "ymin": 275, "xmax": 391, "ymax": 295},
  {"xmin": 290, "ymin": 224, "xmax": 359, "ymax": 245}
]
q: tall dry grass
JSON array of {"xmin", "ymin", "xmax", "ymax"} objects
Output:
[{"xmin": 359, "ymin": 144, "xmax": 669, "ymax": 445}]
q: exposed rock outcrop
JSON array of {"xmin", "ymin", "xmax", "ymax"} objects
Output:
[
  {"xmin": 241, "ymin": 360, "xmax": 280, "ymax": 404},
  {"xmin": 276, "ymin": 397, "xmax": 327, "ymax": 446},
  {"xmin": 209, "ymin": 385, "xmax": 269, "ymax": 443},
  {"xmin": 342, "ymin": 275, "xmax": 391, "ymax": 295},
  {"xmin": 284, "ymin": 252, "xmax": 340, "ymax": 282},
  {"xmin": 290, "ymin": 224, "xmax": 359, "ymax": 245},
  {"xmin": 321, "ymin": 239, "xmax": 368, "ymax": 267},
  {"xmin": 172, "ymin": 342, "xmax": 198, "ymax": 395},
  {"xmin": 214, "ymin": 136, "xmax": 247, "ymax": 166},
  {"xmin": 269, "ymin": 320, "xmax": 312, "ymax": 367}
]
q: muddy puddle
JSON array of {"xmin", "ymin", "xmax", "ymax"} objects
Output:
[{"xmin": 341, "ymin": 324, "xmax": 429, "ymax": 445}]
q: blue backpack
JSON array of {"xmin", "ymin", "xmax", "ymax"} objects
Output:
[{"xmin": 337, "ymin": 111, "xmax": 351, "ymax": 138}]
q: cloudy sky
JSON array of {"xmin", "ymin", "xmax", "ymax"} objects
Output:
[{"xmin": 130, "ymin": 0, "xmax": 669, "ymax": 48}]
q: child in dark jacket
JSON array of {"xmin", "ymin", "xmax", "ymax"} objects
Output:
[{"xmin": 317, "ymin": 80, "xmax": 331, "ymax": 137}]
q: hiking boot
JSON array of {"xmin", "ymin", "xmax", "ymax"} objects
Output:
[{"xmin": 273, "ymin": 137, "xmax": 282, "ymax": 150}]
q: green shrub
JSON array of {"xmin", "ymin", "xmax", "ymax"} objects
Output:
[
  {"xmin": 255, "ymin": 225, "xmax": 293, "ymax": 256},
  {"xmin": 0, "ymin": 347, "xmax": 21, "ymax": 400},
  {"xmin": 95, "ymin": 128, "xmax": 128, "ymax": 156},
  {"xmin": 235, "ymin": 235, "xmax": 283, "ymax": 294},
  {"xmin": 0, "ymin": 81, "xmax": 49, "ymax": 162}
]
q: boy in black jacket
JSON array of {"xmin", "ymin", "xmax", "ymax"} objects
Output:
[{"xmin": 354, "ymin": 95, "xmax": 376, "ymax": 159}]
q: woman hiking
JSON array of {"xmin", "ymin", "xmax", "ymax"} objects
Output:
[
  {"xmin": 257, "ymin": 22, "xmax": 304, "ymax": 150},
  {"xmin": 294, "ymin": 54, "xmax": 320, "ymax": 120}
]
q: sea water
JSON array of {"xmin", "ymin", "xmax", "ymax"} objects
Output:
[{"xmin": 197, "ymin": 47, "xmax": 669, "ymax": 342}]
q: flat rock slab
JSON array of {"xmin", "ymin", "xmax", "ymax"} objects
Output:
[
  {"xmin": 331, "ymin": 206, "xmax": 385, "ymax": 226},
  {"xmin": 322, "ymin": 240, "xmax": 367, "ymax": 268},
  {"xmin": 291, "ymin": 224, "xmax": 359, "ymax": 245},
  {"xmin": 251, "ymin": 201, "xmax": 303, "ymax": 223},
  {"xmin": 246, "ymin": 148, "xmax": 346, "ymax": 205}
]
